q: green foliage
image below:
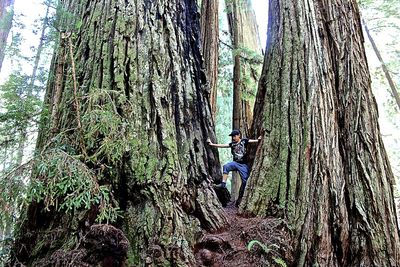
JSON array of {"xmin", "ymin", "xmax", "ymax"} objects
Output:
[
  {"xmin": 0, "ymin": 161, "xmax": 30, "ymax": 263},
  {"xmin": 237, "ymin": 46, "xmax": 262, "ymax": 102},
  {"xmin": 0, "ymin": 0, "xmax": 69, "ymax": 261},
  {"xmin": 0, "ymin": 74, "xmax": 42, "ymax": 122},
  {"xmin": 215, "ymin": 97, "xmax": 232, "ymax": 156},
  {"xmin": 82, "ymin": 88, "xmax": 129, "ymax": 165},
  {"xmin": 28, "ymin": 149, "xmax": 121, "ymax": 223},
  {"xmin": 232, "ymin": 45, "xmax": 263, "ymax": 65},
  {"xmin": 247, "ymin": 240, "xmax": 286, "ymax": 266},
  {"xmin": 0, "ymin": 73, "xmax": 43, "ymax": 163},
  {"xmin": 247, "ymin": 239, "xmax": 272, "ymax": 253},
  {"xmin": 217, "ymin": 38, "xmax": 234, "ymax": 96},
  {"xmin": 5, "ymin": 32, "xmax": 25, "ymax": 62},
  {"xmin": 247, "ymin": 239, "xmax": 280, "ymax": 252},
  {"xmin": 273, "ymin": 257, "xmax": 287, "ymax": 267}
]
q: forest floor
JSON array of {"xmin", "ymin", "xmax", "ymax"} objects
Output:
[{"xmin": 194, "ymin": 202, "xmax": 293, "ymax": 267}]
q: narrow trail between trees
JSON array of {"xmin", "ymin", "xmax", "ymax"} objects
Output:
[{"xmin": 194, "ymin": 202, "xmax": 293, "ymax": 267}]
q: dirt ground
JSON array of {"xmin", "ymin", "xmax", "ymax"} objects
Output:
[{"xmin": 194, "ymin": 202, "xmax": 293, "ymax": 267}]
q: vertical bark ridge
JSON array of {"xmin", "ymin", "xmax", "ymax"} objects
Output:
[
  {"xmin": 13, "ymin": 0, "xmax": 228, "ymax": 266},
  {"xmin": 200, "ymin": 0, "xmax": 219, "ymax": 118},
  {"xmin": 241, "ymin": 0, "xmax": 400, "ymax": 265}
]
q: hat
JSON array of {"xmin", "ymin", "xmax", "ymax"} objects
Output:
[{"xmin": 229, "ymin": 129, "xmax": 241, "ymax": 136}]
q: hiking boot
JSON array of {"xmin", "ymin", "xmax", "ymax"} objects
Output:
[{"xmin": 235, "ymin": 198, "xmax": 242, "ymax": 208}]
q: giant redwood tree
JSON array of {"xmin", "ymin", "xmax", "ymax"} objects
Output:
[
  {"xmin": 241, "ymin": 0, "xmax": 400, "ymax": 265},
  {"xmin": 11, "ymin": 0, "xmax": 227, "ymax": 265}
]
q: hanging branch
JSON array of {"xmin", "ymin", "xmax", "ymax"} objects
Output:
[
  {"xmin": 219, "ymin": 38, "xmax": 263, "ymax": 64},
  {"xmin": 67, "ymin": 33, "xmax": 87, "ymax": 159}
]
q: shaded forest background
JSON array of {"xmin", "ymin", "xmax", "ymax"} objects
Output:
[{"xmin": 0, "ymin": 0, "xmax": 399, "ymax": 264}]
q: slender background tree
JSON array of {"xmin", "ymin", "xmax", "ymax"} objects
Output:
[
  {"xmin": 225, "ymin": 0, "xmax": 262, "ymax": 200},
  {"xmin": 363, "ymin": 18, "xmax": 400, "ymax": 111},
  {"xmin": 359, "ymin": 0, "xmax": 400, "ymax": 194}
]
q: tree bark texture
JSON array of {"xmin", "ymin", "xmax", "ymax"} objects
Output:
[
  {"xmin": 241, "ymin": 0, "xmax": 400, "ymax": 266},
  {"xmin": 225, "ymin": 0, "xmax": 262, "ymax": 200},
  {"xmin": 200, "ymin": 0, "xmax": 219, "ymax": 118},
  {"xmin": 13, "ymin": 0, "xmax": 227, "ymax": 266},
  {"xmin": 225, "ymin": 0, "xmax": 262, "ymax": 136},
  {"xmin": 0, "ymin": 0, "xmax": 14, "ymax": 72}
]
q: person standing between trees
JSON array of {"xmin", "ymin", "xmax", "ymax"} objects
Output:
[{"xmin": 206, "ymin": 130, "xmax": 261, "ymax": 206}]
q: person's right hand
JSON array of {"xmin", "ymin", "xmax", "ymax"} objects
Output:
[{"xmin": 206, "ymin": 138, "xmax": 212, "ymax": 145}]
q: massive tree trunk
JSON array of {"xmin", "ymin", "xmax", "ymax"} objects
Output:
[
  {"xmin": 0, "ymin": 0, "xmax": 14, "ymax": 72},
  {"xmin": 200, "ymin": 0, "xmax": 219, "ymax": 118},
  {"xmin": 225, "ymin": 0, "xmax": 262, "ymax": 200},
  {"xmin": 241, "ymin": 0, "xmax": 400, "ymax": 266},
  {"xmin": 12, "ymin": 0, "xmax": 227, "ymax": 266}
]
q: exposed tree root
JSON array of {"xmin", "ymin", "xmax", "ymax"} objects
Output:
[{"xmin": 30, "ymin": 225, "xmax": 128, "ymax": 267}]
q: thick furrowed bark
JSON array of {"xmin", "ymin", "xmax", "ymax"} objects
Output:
[
  {"xmin": 241, "ymin": 0, "xmax": 400, "ymax": 266},
  {"xmin": 12, "ymin": 0, "xmax": 227, "ymax": 266},
  {"xmin": 200, "ymin": 0, "xmax": 219, "ymax": 118}
]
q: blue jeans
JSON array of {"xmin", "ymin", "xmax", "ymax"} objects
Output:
[{"xmin": 223, "ymin": 161, "xmax": 249, "ymax": 182}]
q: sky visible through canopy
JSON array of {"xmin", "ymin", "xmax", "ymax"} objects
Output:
[{"xmin": 0, "ymin": 0, "xmax": 268, "ymax": 80}]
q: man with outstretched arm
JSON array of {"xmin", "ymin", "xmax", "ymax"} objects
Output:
[{"xmin": 206, "ymin": 129, "xmax": 261, "ymax": 206}]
